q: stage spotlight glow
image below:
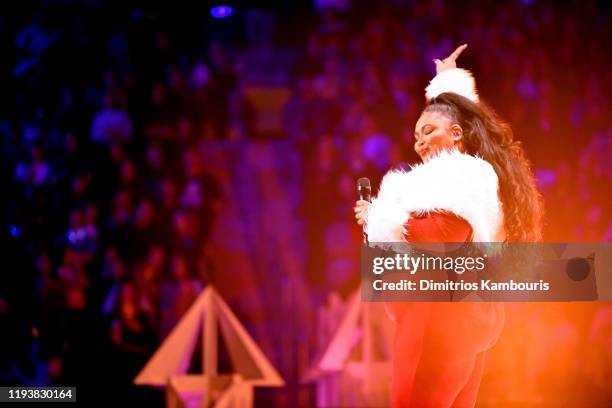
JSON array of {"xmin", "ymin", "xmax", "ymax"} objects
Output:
[{"xmin": 211, "ymin": 5, "xmax": 233, "ymax": 19}]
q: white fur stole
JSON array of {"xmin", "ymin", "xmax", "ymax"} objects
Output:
[{"xmin": 364, "ymin": 149, "xmax": 504, "ymax": 243}]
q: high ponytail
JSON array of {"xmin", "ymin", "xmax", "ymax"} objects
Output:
[{"xmin": 424, "ymin": 92, "xmax": 544, "ymax": 242}]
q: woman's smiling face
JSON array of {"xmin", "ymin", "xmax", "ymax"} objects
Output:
[{"xmin": 413, "ymin": 111, "xmax": 461, "ymax": 162}]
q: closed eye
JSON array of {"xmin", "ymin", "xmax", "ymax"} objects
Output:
[{"xmin": 415, "ymin": 125, "xmax": 435, "ymax": 140}]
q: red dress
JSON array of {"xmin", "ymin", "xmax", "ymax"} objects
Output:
[
  {"xmin": 388, "ymin": 212, "xmax": 505, "ymax": 407},
  {"xmin": 405, "ymin": 212, "xmax": 474, "ymax": 243}
]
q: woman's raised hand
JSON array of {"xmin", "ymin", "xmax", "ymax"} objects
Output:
[{"xmin": 433, "ymin": 43, "xmax": 468, "ymax": 74}]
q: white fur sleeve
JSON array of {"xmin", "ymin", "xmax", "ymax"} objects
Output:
[
  {"xmin": 364, "ymin": 150, "xmax": 504, "ymax": 244},
  {"xmin": 364, "ymin": 171, "xmax": 411, "ymax": 244},
  {"xmin": 425, "ymin": 68, "xmax": 479, "ymax": 103}
]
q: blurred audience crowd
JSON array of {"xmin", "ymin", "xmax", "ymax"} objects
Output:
[
  {"xmin": 1, "ymin": 2, "xmax": 225, "ymax": 397},
  {"xmin": 0, "ymin": 0, "xmax": 609, "ymax": 403}
]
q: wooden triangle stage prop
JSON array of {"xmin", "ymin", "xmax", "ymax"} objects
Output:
[
  {"xmin": 134, "ymin": 286, "xmax": 284, "ymax": 407},
  {"xmin": 304, "ymin": 290, "xmax": 393, "ymax": 407}
]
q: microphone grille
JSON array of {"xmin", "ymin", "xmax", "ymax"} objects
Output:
[{"xmin": 357, "ymin": 177, "xmax": 371, "ymax": 189}]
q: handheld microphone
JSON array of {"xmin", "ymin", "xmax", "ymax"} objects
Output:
[
  {"xmin": 357, "ymin": 177, "xmax": 371, "ymax": 245},
  {"xmin": 357, "ymin": 177, "xmax": 371, "ymax": 202}
]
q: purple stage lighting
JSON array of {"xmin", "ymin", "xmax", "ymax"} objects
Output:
[{"xmin": 211, "ymin": 5, "xmax": 233, "ymax": 19}]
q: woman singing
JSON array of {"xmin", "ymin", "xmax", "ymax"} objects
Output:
[{"xmin": 354, "ymin": 44, "xmax": 543, "ymax": 407}]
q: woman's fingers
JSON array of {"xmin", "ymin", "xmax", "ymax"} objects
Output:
[
  {"xmin": 447, "ymin": 43, "xmax": 468, "ymax": 62},
  {"xmin": 354, "ymin": 200, "xmax": 370, "ymax": 225},
  {"xmin": 434, "ymin": 44, "xmax": 468, "ymax": 74},
  {"xmin": 354, "ymin": 200, "xmax": 369, "ymax": 211}
]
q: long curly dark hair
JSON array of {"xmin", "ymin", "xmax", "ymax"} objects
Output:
[{"xmin": 424, "ymin": 92, "xmax": 544, "ymax": 242}]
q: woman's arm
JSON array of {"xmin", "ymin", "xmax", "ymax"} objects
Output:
[{"xmin": 426, "ymin": 44, "xmax": 479, "ymax": 103}]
